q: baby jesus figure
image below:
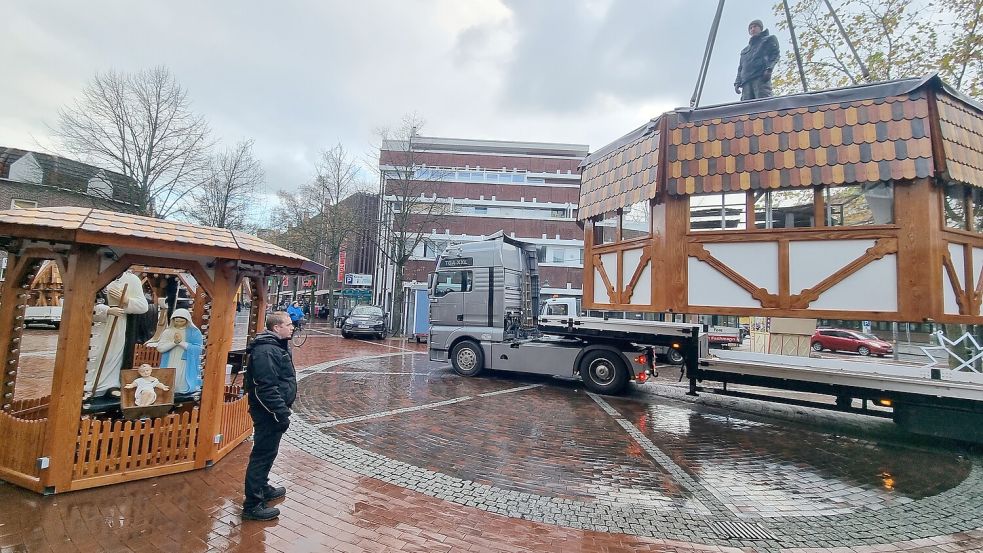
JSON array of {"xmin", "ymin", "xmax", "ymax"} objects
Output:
[{"xmin": 125, "ymin": 364, "xmax": 170, "ymax": 407}]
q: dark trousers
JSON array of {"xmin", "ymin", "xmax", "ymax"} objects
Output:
[
  {"xmin": 741, "ymin": 76, "xmax": 773, "ymax": 100},
  {"xmin": 244, "ymin": 414, "xmax": 287, "ymax": 509}
]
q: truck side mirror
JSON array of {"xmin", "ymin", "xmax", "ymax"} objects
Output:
[{"xmin": 427, "ymin": 273, "xmax": 435, "ymax": 291}]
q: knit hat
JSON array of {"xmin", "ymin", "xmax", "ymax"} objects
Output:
[{"xmin": 748, "ymin": 19, "xmax": 764, "ymax": 31}]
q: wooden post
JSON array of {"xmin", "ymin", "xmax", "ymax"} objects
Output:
[
  {"xmin": 41, "ymin": 245, "xmax": 100, "ymax": 493},
  {"xmin": 0, "ymin": 255, "xmax": 37, "ymax": 411},
  {"xmin": 896, "ymin": 178, "xmax": 944, "ymax": 321},
  {"xmin": 195, "ymin": 260, "xmax": 239, "ymax": 468},
  {"xmin": 251, "ymin": 277, "xmax": 268, "ymax": 340}
]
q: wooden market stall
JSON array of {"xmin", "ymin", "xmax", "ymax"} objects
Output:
[
  {"xmin": 0, "ymin": 207, "xmax": 322, "ymax": 494},
  {"xmin": 579, "ymin": 75, "xmax": 983, "ymax": 325}
]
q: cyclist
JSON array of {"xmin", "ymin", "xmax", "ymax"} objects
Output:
[{"xmin": 287, "ymin": 301, "xmax": 305, "ymax": 332}]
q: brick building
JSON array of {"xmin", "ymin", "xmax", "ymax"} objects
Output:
[
  {"xmin": 374, "ymin": 135, "xmax": 589, "ymax": 321},
  {"xmin": 0, "ymin": 147, "xmax": 140, "ymax": 278}
]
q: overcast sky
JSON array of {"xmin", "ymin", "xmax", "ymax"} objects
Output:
[{"xmin": 1, "ymin": 0, "xmax": 778, "ymax": 209}]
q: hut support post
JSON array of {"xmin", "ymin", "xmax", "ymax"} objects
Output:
[
  {"xmin": 41, "ymin": 245, "xmax": 100, "ymax": 493},
  {"xmin": 196, "ymin": 260, "xmax": 239, "ymax": 468},
  {"xmin": 252, "ymin": 277, "xmax": 268, "ymax": 340},
  {"xmin": 0, "ymin": 255, "xmax": 32, "ymax": 411},
  {"xmin": 896, "ymin": 178, "xmax": 944, "ymax": 320}
]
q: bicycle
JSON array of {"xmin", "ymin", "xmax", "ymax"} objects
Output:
[{"xmin": 291, "ymin": 318, "xmax": 310, "ymax": 347}]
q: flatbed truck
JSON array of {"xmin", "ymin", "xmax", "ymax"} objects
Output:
[{"xmin": 428, "ymin": 234, "xmax": 707, "ymax": 395}]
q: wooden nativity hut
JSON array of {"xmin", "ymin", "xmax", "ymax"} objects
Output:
[
  {"xmin": 0, "ymin": 207, "xmax": 322, "ymax": 494},
  {"xmin": 579, "ymin": 75, "xmax": 983, "ymax": 325}
]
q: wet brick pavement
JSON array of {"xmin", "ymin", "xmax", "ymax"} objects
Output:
[{"xmin": 2, "ymin": 326, "xmax": 983, "ymax": 552}]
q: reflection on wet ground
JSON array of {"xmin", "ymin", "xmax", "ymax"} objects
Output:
[{"xmin": 3, "ymin": 329, "xmax": 983, "ymax": 552}]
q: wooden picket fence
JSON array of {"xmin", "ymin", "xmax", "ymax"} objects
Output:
[
  {"xmin": 0, "ymin": 409, "xmax": 46, "ymax": 480},
  {"xmin": 73, "ymin": 408, "xmax": 200, "ymax": 480},
  {"xmin": 132, "ymin": 344, "xmax": 162, "ymax": 368},
  {"xmin": 217, "ymin": 385, "xmax": 252, "ymax": 457},
  {"xmin": 8, "ymin": 395, "xmax": 49, "ymax": 420}
]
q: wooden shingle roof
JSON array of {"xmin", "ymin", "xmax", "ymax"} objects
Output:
[
  {"xmin": 578, "ymin": 75, "xmax": 983, "ymax": 220},
  {"xmin": 0, "ymin": 207, "xmax": 323, "ymax": 274}
]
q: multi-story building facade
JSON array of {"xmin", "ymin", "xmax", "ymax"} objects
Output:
[{"xmin": 374, "ymin": 135, "xmax": 589, "ymax": 324}]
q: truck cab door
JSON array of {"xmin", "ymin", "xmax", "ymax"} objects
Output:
[{"xmin": 430, "ymin": 270, "xmax": 472, "ymax": 326}]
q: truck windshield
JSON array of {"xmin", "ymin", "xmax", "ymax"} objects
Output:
[{"xmin": 433, "ymin": 270, "xmax": 472, "ymax": 297}]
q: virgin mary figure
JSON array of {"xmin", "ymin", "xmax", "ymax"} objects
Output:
[{"xmin": 155, "ymin": 308, "xmax": 204, "ymax": 394}]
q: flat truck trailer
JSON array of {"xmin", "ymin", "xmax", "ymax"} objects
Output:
[{"xmin": 428, "ymin": 234, "xmax": 707, "ymax": 395}]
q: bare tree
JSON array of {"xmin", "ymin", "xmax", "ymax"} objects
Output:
[
  {"xmin": 374, "ymin": 116, "xmax": 448, "ymax": 335},
  {"xmin": 54, "ymin": 66, "xmax": 212, "ymax": 217},
  {"xmin": 184, "ymin": 139, "xmax": 263, "ymax": 230},
  {"xmin": 270, "ymin": 144, "xmax": 368, "ymax": 322}
]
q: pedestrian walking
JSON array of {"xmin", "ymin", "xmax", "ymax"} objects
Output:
[
  {"xmin": 734, "ymin": 19, "xmax": 780, "ymax": 101},
  {"xmin": 242, "ymin": 311, "xmax": 297, "ymax": 521}
]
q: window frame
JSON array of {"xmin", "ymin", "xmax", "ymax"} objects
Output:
[{"xmin": 10, "ymin": 199, "xmax": 37, "ymax": 209}]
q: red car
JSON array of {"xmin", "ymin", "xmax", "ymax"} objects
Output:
[{"xmin": 811, "ymin": 328, "xmax": 894, "ymax": 356}]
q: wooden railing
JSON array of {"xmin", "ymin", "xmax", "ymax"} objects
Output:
[
  {"xmin": 8, "ymin": 395, "xmax": 50, "ymax": 420},
  {"xmin": 0, "ymin": 410, "xmax": 46, "ymax": 482},
  {"xmin": 132, "ymin": 344, "xmax": 162, "ymax": 368},
  {"xmin": 73, "ymin": 408, "xmax": 199, "ymax": 481},
  {"xmin": 217, "ymin": 385, "xmax": 252, "ymax": 458}
]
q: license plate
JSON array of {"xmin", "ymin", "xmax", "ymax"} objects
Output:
[{"xmin": 358, "ymin": 324, "xmax": 370, "ymax": 328}]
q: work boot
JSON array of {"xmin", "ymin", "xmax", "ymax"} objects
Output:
[
  {"xmin": 242, "ymin": 503, "xmax": 280, "ymax": 521},
  {"xmin": 263, "ymin": 485, "xmax": 287, "ymax": 501}
]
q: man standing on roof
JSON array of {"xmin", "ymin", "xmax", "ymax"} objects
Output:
[{"xmin": 735, "ymin": 19, "xmax": 780, "ymax": 101}]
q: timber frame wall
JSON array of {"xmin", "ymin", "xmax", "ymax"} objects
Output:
[{"xmin": 580, "ymin": 76, "xmax": 983, "ymax": 324}]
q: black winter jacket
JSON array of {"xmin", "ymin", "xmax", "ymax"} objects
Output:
[
  {"xmin": 244, "ymin": 331, "xmax": 297, "ymax": 423},
  {"xmin": 735, "ymin": 29, "xmax": 780, "ymax": 86}
]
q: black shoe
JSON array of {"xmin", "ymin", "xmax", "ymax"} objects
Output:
[
  {"xmin": 263, "ymin": 485, "xmax": 286, "ymax": 501},
  {"xmin": 242, "ymin": 503, "xmax": 280, "ymax": 521}
]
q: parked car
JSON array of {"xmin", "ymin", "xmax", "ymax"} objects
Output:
[
  {"xmin": 811, "ymin": 328, "xmax": 893, "ymax": 356},
  {"xmin": 340, "ymin": 305, "xmax": 388, "ymax": 339}
]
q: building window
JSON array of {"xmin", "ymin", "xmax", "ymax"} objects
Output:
[
  {"xmin": 945, "ymin": 182, "xmax": 970, "ymax": 230},
  {"xmin": 433, "ymin": 270, "xmax": 472, "ymax": 297},
  {"xmin": 536, "ymin": 246, "xmax": 547, "ymax": 262},
  {"xmin": 754, "ymin": 189, "xmax": 814, "ymax": 229},
  {"xmin": 593, "ymin": 212, "xmax": 618, "ymax": 244},
  {"xmin": 551, "ymin": 208, "xmax": 567, "ymax": 218},
  {"xmin": 423, "ymin": 241, "xmax": 446, "ymax": 259},
  {"xmin": 551, "ymin": 249, "xmax": 565, "ymax": 263},
  {"xmin": 826, "ymin": 182, "xmax": 894, "ymax": 226},
  {"xmin": 10, "ymin": 199, "xmax": 37, "ymax": 209},
  {"xmin": 689, "ymin": 192, "xmax": 747, "ymax": 231},
  {"xmin": 621, "ymin": 201, "xmax": 650, "ymax": 240}
]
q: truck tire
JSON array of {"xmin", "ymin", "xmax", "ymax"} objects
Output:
[
  {"xmin": 579, "ymin": 350, "xmax": 629, "ymax": 395},
  {"xmin": 666, "ymin": 348, "xmax": 684, "ymax": 365},
  {"xmin": 451, "ymin": 340, "xmax": 484, "ymax": 377}
]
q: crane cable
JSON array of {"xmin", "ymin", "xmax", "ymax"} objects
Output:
[
  {"xmin": 823, "ymin": 0, "xmax": 871, "ymax": 82},
  {"xmin": 690, "ymin": 0, "xmax": 726, "ymax": 108},
  {"xmin": 782, "ymin": 0, "xmax": 810, "ymax": 92}
]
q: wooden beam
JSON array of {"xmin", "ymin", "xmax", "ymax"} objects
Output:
[
  {"xmin": 778, "ymin": 239, "xmax": 791, "ymax": 309},
  {"xmin": 0, "ymin": 256, "xmax": 37, "ymax": 410},
  {"xmin": 41, "ymin": 245, "xmax": 100, "ymax": 493},
  {"xmin": 942, "ymin": 249, "xmax": 968, "ymax": 314},
  {"xmin": 790, "ymin": 238, "xmax": 899, "ymax": 309},
  {"xmin": 592, "ymin": 254, "xmax": 617, "ymax": 304},
  {"xmin": 688, "ymin": 243, "xmax": 780, "ymax": 307},
  {"xmin": 622, "ymin": 251, "xmax": 652, "ymax": 304},
  {"xmin": 96, "ymin": 255, "xmax": 216, "ymax": 298},
  {"xmin": 195, "ymin": 260, "xmax": 239, "ymax": 469},
  {"xmin": 895, "ymin": 178, "xmax": 944, "ymax": 320}
]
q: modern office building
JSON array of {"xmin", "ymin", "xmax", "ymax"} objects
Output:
[{"xmin": 374, "ymin": 135, "xmax": 589, "ymax": 325}]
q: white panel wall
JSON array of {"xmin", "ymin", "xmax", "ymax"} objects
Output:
[
  {"xmin": 622, "ymin": 248, "xmax": 644, "ymax": 285},
  {"xmin": 688, "ymin": 258, "xmax": 759, "ymax": 307},
  {"xmin": 594, "ymin": 252, "xmax": 618, "ymax": 303},
  {"xmin": 789, "ymin": 240, "xmax": 876, "ymax": 293},
  {"xmin": 704, "ymin": 243, "xmax": 779, "ymax": 293},
  {"xmin": 630, "ymin": 265, "xmax": 652, "ymax": 305},
  {"xmin": 809, "ymin": 255, "xmax": 898, "ymax": 311},
  {"xmin": 945, "ymin": 243, "xmax": 966, "ymax": 315}
]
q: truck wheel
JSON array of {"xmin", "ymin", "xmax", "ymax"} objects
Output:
[
  {"xmin": 666, "ymin": 348, "xmax": 684, "ymax": 365},
  {"xmin": 451, "ymin": 341, "xmax": 484, "ymax": 377},
  {"xmin": 579, "ymin": 351, "xmax": 629, "ymax": 395}
]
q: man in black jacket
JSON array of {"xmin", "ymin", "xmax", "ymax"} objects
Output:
[
  {"xmin": 242, "ymin": 311, "xmax": 298, "ymax": 521},
  {"xmin": 735, "ymin": 19, "xmax": 780, "ymax": 101}
]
